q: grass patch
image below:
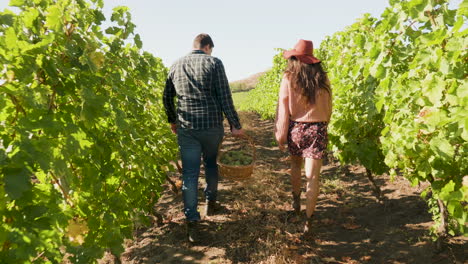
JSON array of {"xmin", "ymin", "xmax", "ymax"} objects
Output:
[
  {"xmin": 322, "ymin": 178, "xmax": 346, "ymax": 194},
  {"xmin": 232, "ymin": 91, "xmax": 250, "ymax": 109}
]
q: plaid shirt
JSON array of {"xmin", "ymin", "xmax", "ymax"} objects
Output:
[{"xmin": 163, "ymin": 50, "xmax": 242, "ymax": 130}]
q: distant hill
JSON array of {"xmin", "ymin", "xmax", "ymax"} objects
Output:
[{"xmin": 230, "ymin": 72, "xmax": 265, "ymax": 92}]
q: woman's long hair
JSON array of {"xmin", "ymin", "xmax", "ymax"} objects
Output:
[{"xmin": 285, "ymin": 57, "xmax": 331, "ymax": 105}]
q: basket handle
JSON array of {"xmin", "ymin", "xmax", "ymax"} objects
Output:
[{"xmin": 243, "ymin": 134, "xmax": 256, "ymax": 162}]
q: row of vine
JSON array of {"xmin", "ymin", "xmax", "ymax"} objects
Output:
[
  {"xmin": 240, "ymin": 0, "xmax": 467, "ymax": 239},
  {"xmin": 0, "ymin": 0, "xmax": 177, "ymax": 262}
]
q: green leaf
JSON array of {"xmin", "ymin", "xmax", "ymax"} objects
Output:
[
  {"xmin": 9, "ymin": 0, "xmax": 25, "ymax": 7},
  {"xmin": 447, "ymin": 200, "xmax": 461, "ymax": 215},
  {"xmin": 439, "ymin": 58, "xmax": 450, "ymax": 75},
  {"xmin": 45, "ymin": 6, "xmax": 62, "ymax": 31},
  {"xmin": 429, "ymin": 138, "xmax": 455, "ymax": 160},
  {"xmin": 451, "ymin": 16, "xmax": 464, "ymax": 33},
  {"xmin": 422, "ymin": 74, "xmax": 445, "ymax": 106},
  {"xmin": 370, "ymin": 63, "xmax": 385, "ymax": 79},
  {"xmin": 93, "ymin": 10, "xmax": 106, "ymax": 24},
  {"xmin": 105, "ymin": 26, "xmax": 122, "ymax": 35},
  {"xmin": 460, "ymin": 0, "xmax": 468, "ymax": 9},
  {"xmin": 462, "ymin": 119, "xmax": 468, "ymax": 141},
  {"xmin": 22, "ymin": 9, "xmax": 39, "ymax": 28},
  {"xmin": 457, "ymin": 81, "xmax": 468, "ymax": 98},
  {"xmin": 440, "ymin": 182, "xmax": 455, "ymax": 197},
  {"xmin": 111, "ymin": 6, "xmax": 130, "ymax": 25},
  {"xmin": 91, "ymin": 0, "xmax": 104, "ymax": 8},
  {"xmin": 0, "ymin": 12, "xmax": 14, "ymax": 26},
  {"xmin": 0, "ymin": 150, "xmax": 6, "ymax": 166},
  {"xmin": 3, "ymin": 167, "xmax": 32, "ymax": 199},
  {"xmin": 5, "ymin": 27, "xmax": 18, "ymax": 50},
  {"xmin": 134, "ymin": 34, "xmax": 142, "ymax": 49},
  {"xmin": 449, "ymin": 190, "xmax": 463, "ymax": 201},
  {"xmin": 375, "ymin": 97, "xmax": 385, "ymax": 113},
  {"xmin": 115, "ymin": 110, "xmax": 129, "ymax": 131}
]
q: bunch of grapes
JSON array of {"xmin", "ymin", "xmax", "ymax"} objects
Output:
[
  {"xmin": 220, "ymin": 150, "xmax": 253, "ymax": 166},
  {"xmin": 65, "ymin": 218, "xmax": 89, "ymax": 246}
]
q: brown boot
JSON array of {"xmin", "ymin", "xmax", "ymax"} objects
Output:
[
  {"xmin": 304, "ymin": 216, "xmax": 313, "ymax": 234},
  {"xmin": 292, "ymin": 192, "xmax": 301, "ymax": 214},
  {"xmin": 204, "ymin": 200, "xmax": 221, "ymax": 216},
  {"xmin": 186, "ymin": 221, "xmax": 200, "ymax": 243}
]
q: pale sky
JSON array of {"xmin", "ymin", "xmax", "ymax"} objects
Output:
[
  {"xmin": 0, "ymin": 0, "xmax": 464, "ymax": 81},
  {"xmin": 101, "ymin": 0, "xmax": 391, "ymax": 81}
]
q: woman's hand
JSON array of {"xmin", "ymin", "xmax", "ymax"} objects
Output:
[{"xmin": 277, "ymin": 140, "xmax": 287, "ymax": 152}]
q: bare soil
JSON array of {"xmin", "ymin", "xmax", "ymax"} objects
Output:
[{"xmin": 101, "ymin": 111, "xmax": 467, "ymax": 264}]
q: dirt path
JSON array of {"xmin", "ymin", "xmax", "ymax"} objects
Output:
[{"xmin": 104, "ymin": 112, "xmax": 466, "ymax": 264}]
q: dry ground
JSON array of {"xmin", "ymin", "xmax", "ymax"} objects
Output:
[{"xmin": 101, "ymin": 111, "xmax": 467, "ymax": 264}]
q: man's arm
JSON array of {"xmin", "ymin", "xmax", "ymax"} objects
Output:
[
  {"xmin": 213, "ymin": 59, "xmax": 243, "ymax": 135},
  {"xmin": 163, "ymin": 73, "xmax": 177, "ymax": 133}
]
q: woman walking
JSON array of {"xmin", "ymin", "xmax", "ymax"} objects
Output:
[{"xmin": 275, "ymin": 39, "xmax": 332, "ymax": 233}]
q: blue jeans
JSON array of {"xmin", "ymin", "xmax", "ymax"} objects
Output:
[{"xmin": 177, "ymin": 126, "xmax": 224, "ymax": 221}]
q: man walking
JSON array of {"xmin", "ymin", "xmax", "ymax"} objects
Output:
[{"xmin": 163, "ymin": 33, "xmax": 245, "ymax": 243}]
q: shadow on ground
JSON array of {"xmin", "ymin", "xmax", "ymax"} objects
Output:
[{"xmin": 106, "ymin": 112, "xmax": 466, "ymax": 264}]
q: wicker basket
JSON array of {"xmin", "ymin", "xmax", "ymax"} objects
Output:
[{"xmin": 217, "ymin": 135, "xmax": 256, "ymax": 181}]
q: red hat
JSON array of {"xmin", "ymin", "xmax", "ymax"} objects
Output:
[{"xmin": 283, "ymin": 39, "xmax": 321, "ymax": 64}]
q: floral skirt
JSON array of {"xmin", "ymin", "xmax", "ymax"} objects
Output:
[{"xmin": 287, "ymin": 120, "xmax": 328, "ymax": 159}]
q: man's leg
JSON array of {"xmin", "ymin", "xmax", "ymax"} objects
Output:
[
  {"xmin": 178, "ymin": 128, "xmax": 203, "ymax": 222},
  {"xmin": 198, "ymin": 127, "xmax": 224, "ymax": 205}
]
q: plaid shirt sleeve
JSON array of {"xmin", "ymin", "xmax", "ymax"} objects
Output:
[
  {"xmin": 213, "ymin": 59, "xmax": 242, "ymax": 130},
  {"xmin": 163, "ymin": 72, "xmax": 177, "ymax": 124}
]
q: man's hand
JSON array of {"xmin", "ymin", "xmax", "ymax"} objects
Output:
[
  {"xmin": 231, "ymin": 128, "xmax": 245, "ymax": 138},
  {"xmin": 170, "ymin": 123, "xmax": 177, "ymax": 134}
]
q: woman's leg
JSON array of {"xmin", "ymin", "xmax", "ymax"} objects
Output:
[
  {"xmin": 290, "ymin": 155, "xmax": 303, "ymax": 196},
  {"xmin": 290, "ymin": 155, "xmax": 303, "ymax": 213},
  {"xmin": 304, "ymin": 158, "xmax": 323, "ymax": 218}
]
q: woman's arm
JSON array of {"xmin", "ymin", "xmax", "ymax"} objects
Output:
[{"xmin": 275, "ymin": 75, "xmax": 290, "ymax": 145}]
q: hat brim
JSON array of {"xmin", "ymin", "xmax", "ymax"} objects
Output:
[{"xmin": 283, "ymin": 50, "xmax": 321, "ymax": 64}]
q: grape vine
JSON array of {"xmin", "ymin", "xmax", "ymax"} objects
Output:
[
  {"xmin": 239, "ymin": 49, "xmax": 287, "ymax": 119},
  {"xmin": 0, "ymin": 0, "xmax": 177, "ymax": 262},
  {"xmin": 242, "ymin": 0, "xmax": 467, "ymax": 239}
]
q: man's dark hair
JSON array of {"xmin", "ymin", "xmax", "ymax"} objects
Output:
[{"xmin": 193, "ymin": 33, "xmax": 214, "ymax": 49}]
